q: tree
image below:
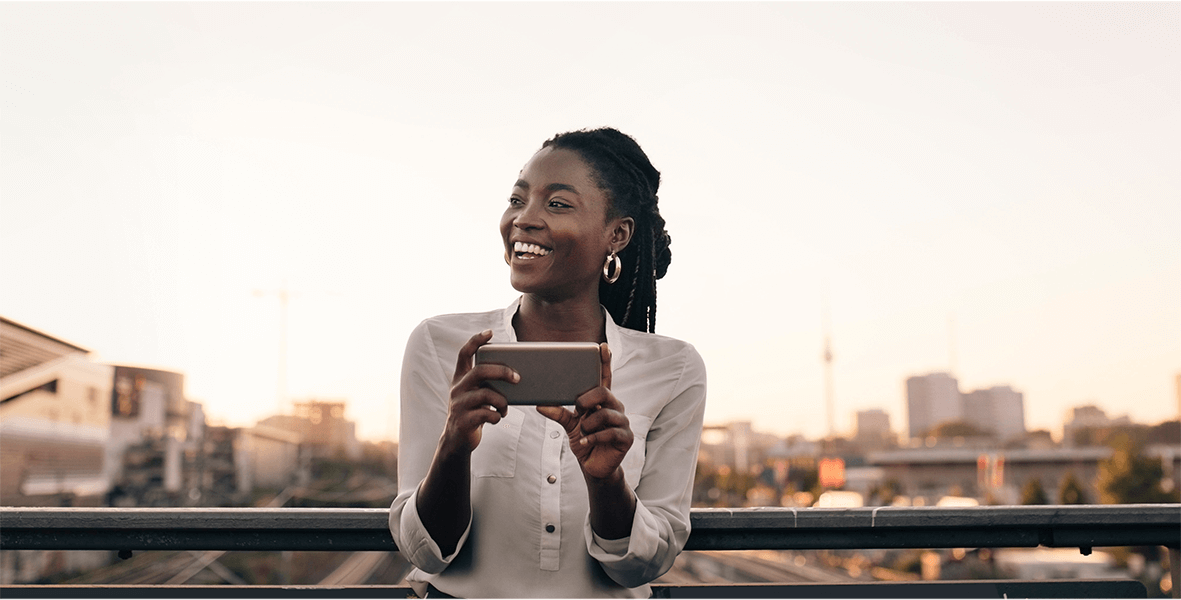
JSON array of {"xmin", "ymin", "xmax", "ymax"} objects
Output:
[
  {"xmin": 1020, "ymin": 478, "xmax": 1048, "ymax": 505},
  {"xmin": 1057, "ymin": 471, "xmax": 1089, "ymax": 504},
  {"xmin": 1094, "ymin": 431, "xmax": 1179, "ymax": 589},
  {"xmin": 927, "ymin": 421, "xmax": 990, "ymax": 439},
  {"xmin": 1146, "ymin": 419, "xmax": 1180, "ymax": 446},
  {"xmin": 1097, "ymin": 433, "xmax": 1179, "ymax": 504}
]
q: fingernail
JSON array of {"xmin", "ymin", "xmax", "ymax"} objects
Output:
[
  {"xmin": 511, "ymin": 371, "xmax": 520, "ymax": 383},
  {"xmin": 580, "ymin": 438, "xmax": 588, "ymax": 445},
  {"xmin": 482, "ymin": 329, "xmax": 492, "ymax": 337}
]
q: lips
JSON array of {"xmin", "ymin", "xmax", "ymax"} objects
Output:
[{"xmin": 513, "ymin": 241, "xmax": 552, "ymax": 260}]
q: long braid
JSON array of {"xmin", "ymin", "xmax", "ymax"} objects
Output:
[
  {"xmin": 600, "ymin": 142, "xmax": 653, "ymax": 330},
  {"xmin": 544, "ymin": 128, "xmax": 671, "ymax": 333},
  {"xmin": 620, "ymin": 220, "xmax": 647, "ymax": 329}
]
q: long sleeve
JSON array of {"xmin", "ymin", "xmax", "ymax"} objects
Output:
[
  {"xmin": 388, "ymin": 320, "xmax": 472, "ymax": 573},
  {"xmin": 388, "ymin": 303, "xmax": 705, "ymax": 598},
  {"xmin": 585, "ymin": 344, "xmax": 707, "ymax": 588}
]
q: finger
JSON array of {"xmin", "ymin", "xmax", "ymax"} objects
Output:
[
  {"xmin": 457, "ymin": 363, "xmax": 520, "ymax": 392},
  {"xmin": 536, "ymin": 405, "xmax": 579, "ymax": 433},
  {"xmin": 447, "ymin": 401, "xmax": 507, "ymax": 451},
  {"xmin": 453, "ymin": 330, "xmax": 494, "ymax": 385},
  {"xmin": 575, "ymin": 386, "xmax": 623, "ymax": 416},
  {"xmin": 461, "ymin": 404, "xmax": 505, "ymax": 429},
  {"xmin": 578, "ymin": 406, "xmax": 629, "ymax": 436},
  {"xmin": 599, "ymin": 343, "xmax": 612, "ymax": 389},
  {"xmin": 574, "ymin": 386, "xmax": 605, "ymax": 417},
  {"xmin": 459, "ymin": 387, "xmax": 510, "ymax": 418},
  {"xmin": 578, "ymin": 426, "xmax": 633, "ymax": 450}
]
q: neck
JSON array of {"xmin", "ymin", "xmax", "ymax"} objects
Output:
[{"xmin": 514, "ymin": 293, "xmax": 607, "ymax": 343}]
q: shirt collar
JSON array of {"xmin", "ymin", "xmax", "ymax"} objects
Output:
[{"xmin": 500, "ymin": 297, "xmax": 629, "ymax": 367}]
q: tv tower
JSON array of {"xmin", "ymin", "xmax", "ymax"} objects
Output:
[
  {"xmin": 823, "ymin": 290, "xmax": 835, "ymax": 439},
  {"xmin": 254, "ymin": 279, "xmax": 298, "ymax": 415}
]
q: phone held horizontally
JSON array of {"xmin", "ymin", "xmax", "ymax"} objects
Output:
[{"xmin": 475, "ymin": 342, "xmax": 601, "ymax": 405}]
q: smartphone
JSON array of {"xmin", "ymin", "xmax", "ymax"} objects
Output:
[{"xmin": 475, "ymin": 342, "xmax": 601, "ymax": 405}]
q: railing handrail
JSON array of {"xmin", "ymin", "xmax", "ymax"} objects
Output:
[{"xmin": 2, "ymin": 504, "xmax": 1177, "ymax": 552}]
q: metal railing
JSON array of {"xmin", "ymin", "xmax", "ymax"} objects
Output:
[
  {"xmin": 2, "ymin": 504, "xmax": 1177, "ymax": 552},
  {"xmin": 3, "ymin": 504, "xmax": 1178, "ymax": 597}
]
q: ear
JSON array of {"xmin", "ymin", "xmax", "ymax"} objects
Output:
[{"xmin": 608, "ymin": 217, "xmax": 634, "ymax": 254}]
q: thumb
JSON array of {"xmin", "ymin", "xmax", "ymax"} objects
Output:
[
  {"xmin": 599, "ymin": 343, "xmax": 612, "ymax": 389},
  {"xmin": 537, "ymin": 405, "xmax": 578, "ymax": 434}
]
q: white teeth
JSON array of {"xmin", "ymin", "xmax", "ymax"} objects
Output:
[{"xmin": 513, "ymin": 242, "xmax": 551, "ymax": 256}]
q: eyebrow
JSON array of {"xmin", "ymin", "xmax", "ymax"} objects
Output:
[{"xmin": 513, "ymin": 180, "xmax": 580, "ymax": 195}]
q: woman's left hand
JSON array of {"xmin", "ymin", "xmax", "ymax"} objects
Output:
[{"xmin": 537, "ymin": 343, "xmax": 633, "ymax": 481}]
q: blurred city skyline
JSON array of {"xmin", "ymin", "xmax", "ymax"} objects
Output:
[
  {"xmin": 5, "ymin": 313, "xmax": 1176, "ymax": 589},
  {"xmin": 2, "ymin": 3, "xmax": 1178, "ymax": 441}
]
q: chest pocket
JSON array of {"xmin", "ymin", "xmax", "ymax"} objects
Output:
[
  {"xmin": 470, "ymin": 408, "xmax": 525, "ymax": 478},
  {"xmin": 620, "ymin": 413, "xmax": 654, "ymax": 491}
]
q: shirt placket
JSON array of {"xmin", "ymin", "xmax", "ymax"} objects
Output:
[{"xmin": 539, "ymin": 419, "xmax": 565, "ymax": 571}]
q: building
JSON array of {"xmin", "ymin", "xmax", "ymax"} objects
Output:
[
  {"xmin": 906, "ymin": 372, "xmax": 962, "ymax": 440},
  {"xmin": 2, "ymin": 313, "xmax": 243, "ymax": 508},
  {"xmin": 259, "ymin": 399, "xmax": 361, "ymax": 461},
  {"xmin": 854, "ymin": 409, "xmax": 895, "ymax": 451},
  {"xmin": 0, "ymin": 317, "xmax": 114, "ymax": 582},
  {"xmin": 239, "ymin": 424, "xmax": 305, "ymax": 492},
  {"xmin": 0, "ymin": 317, "xmax": 113, "ymax": 504},
  {"xmin": 962, "ymin": 386, "xmax": 1026, "ymax": 442},
  {"xmin": 698, "ymin": 421, "xmax": 783, "ymax": 474},
  {"xmin": 198, "ymin": 425, "xmax": 247, "ymax": 505},
  {"xmin": 105, "ymin": 365, "xmax": 204, "ymax": 506},
  {"xmin": 0, "ymin": 315, "xmax": 268, "ymax": 581},
  {"xmin": 1062, "ymin": 405, "xmax": 1131, "ymax": 447},
  {"xmin": 867, "ymin": 446, "xmax": 1116, "ymax": 505}
]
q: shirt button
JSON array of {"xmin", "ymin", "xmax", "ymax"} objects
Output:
[
  {"xmin": 549, "ymin": 430, "xmax": 560, "ymax": 439},
  {"xmin": 545, "ymin": 524, "xmax": 555, "ymax": 533},
  {"xmin": 547, "ymin": 475, "xmax": 557, "ymax": 484}
]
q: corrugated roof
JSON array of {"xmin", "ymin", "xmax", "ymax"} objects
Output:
[{"xmin": 0, "ymin": 317, "xmax": 90, "ymax": 379}]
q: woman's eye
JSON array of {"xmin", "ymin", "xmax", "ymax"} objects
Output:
[
  {"xmin": 508, "ymin": 196, "xmax": 523, "ymax": 206},
  {"xmin": 548, "ymin": 199, "xmax": 571, "ymax": 209}
]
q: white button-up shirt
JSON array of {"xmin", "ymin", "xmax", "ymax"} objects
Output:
[{"xmin": 389, "ymin": 298, "xmax": 707, "ymax": 598}]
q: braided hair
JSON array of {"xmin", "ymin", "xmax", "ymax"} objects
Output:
[{"xmin": 541, "ymin": 128, "xmax": 672, "ymax": 333}]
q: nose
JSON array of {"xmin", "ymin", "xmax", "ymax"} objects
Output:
[{"xmin": 513, "ymin": 198, "xmax": 546, "ymax": 231}]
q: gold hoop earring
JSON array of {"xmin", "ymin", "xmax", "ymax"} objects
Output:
[{"xmin": 602, "ymin": 251, "xmax": 621, "ymax": 284}]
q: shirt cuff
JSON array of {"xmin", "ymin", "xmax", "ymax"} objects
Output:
[
  {"xmin": 397, "ymin": 486, "xmax": 472, "ymax": 573},
  {"xmin": 590, "ymin": 529, "xmax": 632, "ymax": 556},
  {"xmin": 584, "ymin": 499, "xmax": 659, "ymax": 561},
  {"xmin": 585, "ymin": 501, "xmax": 669, "ymax": 589}
]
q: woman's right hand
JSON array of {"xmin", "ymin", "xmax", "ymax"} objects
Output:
[
  {"xmin": 440, "ymin": 329, "xmax": 519, "ymax": 456},
  {"xmin": 417, "ymin": 329, "xmax": 518, "ymax": 557}
]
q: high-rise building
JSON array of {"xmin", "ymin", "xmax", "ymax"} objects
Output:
[
  {"xmin": 857, "ymin": 409, "xmax": 891, "ymax": 437},
  {"xmin": 906, "ymin": 372, "xmax": 962, "ymax": 439},
  {"xmin": 962, "ymin": 386, "xmax": 1026, "ymax": 441},
  {"xmin": 854, "ymin": 409, "xmax": 894, "ymax": 450}
]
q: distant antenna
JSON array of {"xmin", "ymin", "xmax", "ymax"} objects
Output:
[
  {"xmin": 252, "ymin": 282, "xmax": 344, "ymax": 417},
  {"xmin": 254, "ymin": 279, "xmax": 298, "ymax": 415},
  {"xmin": 823, "ymin": 286, "xmax": 835, "ymax": 439}
]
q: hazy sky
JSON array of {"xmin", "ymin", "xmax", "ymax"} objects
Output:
[{"xmin": 2, "ymin": 2, "xmax": 1178, "ymax": 442}]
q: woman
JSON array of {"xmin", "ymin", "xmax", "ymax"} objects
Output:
[{"xmin": 389, "ymin": 128, "xmax": 707, "ymax": 598}]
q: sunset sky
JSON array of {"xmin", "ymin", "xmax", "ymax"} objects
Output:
[{"xmin": 2, "ymin": 2, "xmax": 1178, "ymax": 442}]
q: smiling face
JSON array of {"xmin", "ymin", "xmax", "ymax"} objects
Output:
[{"xmin": 500, "ymin": 147, "xmax": 633, "ymax": 302}]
